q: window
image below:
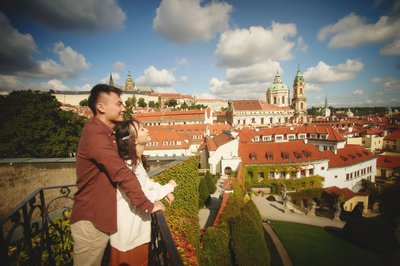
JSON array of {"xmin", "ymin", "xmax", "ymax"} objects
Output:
[
  {"xmin": 321, "ymin": 166, "xmax": 325, "ymax": 170},
  {"xmin": 310, "ymin": 134, "xmax": 317, "ymax": 139},
  {"xmin": 298, "ymin": 134, "xmax": 306, "ymax": 139},
  {"xmin": 192, "ymin": 135, "xmax": 197, "ymax": 139},
  {"xmin": 309, "ymin": 169, "xmax": 314, "ymax": 175},
  {"xmin": 270, "ymin": 117, "xmax": 273, "ymax": 124},
  {"xmin": 269, "ymin": 172, "xmax": 275, "ymax": 178},
  {"xmin": 252, "ymin": 118, "xmax": 256, "ymax": 123},
  {"xmin": 258, "ymin": 172, "xmax": 264, "ymax": 181},
  {"xmin": 288, "ymin": 134, "xmax": 295, "ymax": 140},
  {"xmin": 290, "ymin": 172, "xmax": 297, "ymax": 178},
  {"xmin": 249, "ymin": 153, "xmax": 257, "ymax": 160},
  {"xmin": 247, "ymin": 171, "xmax": 253, "ymax": 178},
  {"xmin": 265, "ymin": 152, "xmax": 273, "ymax": 160},
  {"xmin": 261, "ymin": 118, "xmax": 264, "ymax": 124},
  {"xmin": 162, "ymin": 141, "xmax": 168, "ymax": 146},
  {"xmin": 301, "ymin": 170, "xmax": 306, "ymax": 176},
  {"xmin": 169, "ymin": 141, "xmax": 175, "ymax": 145},
  {"xmin": 281, "ymin": 152, "xmax": 289, "ymax": 159},
  {"xmin": 176, "ymin": 141, "xmax": 181, "ymax": 145},
  {"xmin": 254, "ymin": 136, "xmax": 260, "ymax": 142},
  {"xmin": 146, "ymin": 142, "xmax": 151, "ymax": 147},
  {"xmin": 282, "ymin": 96, "xmax": 285, "ymax": 104},
  {"xmin": 153, "ymin": 142, "xmax": 158, "ymax": 146},
  {"xmin": 302, "ymin": 150, "xmax": 311, "ymax": 157},
  {"xmin": 293, "ymin": 151, "xmax": 302, "ymax": 159},
  {"xmin": 262, "ymin": 136, "xmax": 271, "ymax": 141},
  {"xmin": 275, "ymin": 135, "xmax": 283, "ymax": 140},
  {"xmin": 381, "ymin": 169, "xmax": 386, "ymax": 178},
  {"xmin": 346, "ymin": 173, "xmax": 350, "ymax": 180}
]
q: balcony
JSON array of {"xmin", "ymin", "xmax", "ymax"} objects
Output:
[{"xmin": 1, "ymin": 185, "xmax": 183, "ymax": 265}]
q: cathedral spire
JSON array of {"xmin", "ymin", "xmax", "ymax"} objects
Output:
[
  {"xmin": 324, "ymin": 93, "xmax": 328, "ymax": 109},
  {"xmin": 109, "ymin": 73, "xmax": 114, "ymax": 87}
]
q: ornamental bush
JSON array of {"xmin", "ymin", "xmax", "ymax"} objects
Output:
[
  {"xmin": 199, "ymin": 177, "xmax": 210, "ymax": 208},
  {"xmin": 229, "ymin": 213, "xmax": 270, "ymax": 266},
  {"xmin": 200, "ymin": 227, "xmax": 231, "ymax": 266},
  {"xmin": 242, "ymin": 199, "xmax": 263, "ymax": 235},
  {"xmin": 205, "ymin": 171, "xmax": 217, "ymax": 194}
]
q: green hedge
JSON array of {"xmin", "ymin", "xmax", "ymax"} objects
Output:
[
  {"xmin": 199, "ymin": 177, "xmax": 210, "ymax": 208},
  {"xmin": 205, "ymin": 171, "xmax": 217, "ymax": 194},
  {"xmin": 242, "ymin": 199, "xmax": 264, "ymax": 235},
  {"xmin": 153, "ymin": 156, "xmax": 200, "ymax": 261},
  {"xmin": 245, "ymin": 165, "xmax": 324, "ymax": 191},
  {"xmin": 229, "ymin": 213, "xmax": 270, "ymax": 266},
  {"xmin": 200, "ymin": 227, "xmax": 231, "ymax": 266}
]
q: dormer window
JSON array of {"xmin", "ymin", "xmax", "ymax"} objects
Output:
[
  {"xmin": 293, "ymin": 151, "xmax": 302, "ymax": 159},
  {"xmin": 265, "ymin": 152, "xmax": 273, "ymax": 160},
  {"xmin": 302, "ymin": 150, "xmax": 311, "ymax": 158},
  {"xmin": 262, "ymin": 136, "xmax": 271, "ymax": 141},
  {"xmin": 298, "ymin": 134, "xmax": 306, "ymax": 139},
  {"xmin": 249, "ymin": 152, "xmax": 257, "ymax": 160},
  {"xmin": 287, "ymin": 134, "xmax": 295, "ymax": 140},
  {"xmin": 254, "ymin": 136, "xmax": 260, "ymax": 142},
  {"xmin": 281, "ymin": 152, "xmax": 289, "ymax": 160}
]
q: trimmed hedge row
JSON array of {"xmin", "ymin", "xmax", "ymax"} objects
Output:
[{"xmin": 153, "ymin": 156, "xmax": 200, "ymax": 264}]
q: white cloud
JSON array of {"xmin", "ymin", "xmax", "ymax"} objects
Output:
[
  {"xmin": 3, "ymin": 0, "xmax": 126, "ymax": 32},
  {"xmin": 209, "ymin": 77, "xmax": 268, "ymax": 100},
  {"xmin": 380, "ymin": 39, "xmax": 400, "ymax": 56},
  {"xmin": 304, "ymin": 59, "xmax": 364, "ymax": 84},
  {"xmin": 179, "ymin": 76, "xmax": 188, "ymax": 83},
  {"xmin": 296, "ymin": 36, "xmax": 308, "ymax": 52},
  {"xmin": 100, "ymin": 72, "xmax": 121, "ymax": 84},
  {"xmin": 215, "ymin": 23, "xmax": 297, "ymax": 67},
  {"xmin": 0, "ymin": 74, "xmax": 24, "ymax": 90},
  {"xmin": 73, "ymin": 84, "xmax": 92, "ymax": 91},
  {"xmin": 382, "ymin": 78, "xmax": 400, "ymax": 90},
  {"xmin": 154, "ymin": 87, "xmax": 177, "ymax": 94},
  {"xmin": 305, "ymin": 83, "xmax": 323, "ymax": 92},
  {"xmin": 176, "ymin": 58, "xmax": 188, "ymax": 66},
  {"xmin": 153, "ymin": 0, "xmax": 232, "ymax": 43},
  {"xmin": 318, "ymin": 13, "xmax": 400, "ymax": 49},
  {"xmin": 45, "ymin": 79, "xmax": 70, "ymax": 91},
  {"xmin": 37, "ymin": 42, "xmax": 90, "ymax": 78},
  {"xmin": 225, "ymin": 61, "xmax": 281, "ymax": 84},
  {"xmin": 352, "ymin": 89, "xmax": 364, "ymax": 96},
  {"xmin": 193, "ymin": 92, "xmax": 218, "ymax": 99},
  {"xmin": 136, "ymin": 66, "xmax": 176, "ymax": 87},
  {"xmin": 113, "ymin": 61, "xmax": 125, "ymax": 72}
]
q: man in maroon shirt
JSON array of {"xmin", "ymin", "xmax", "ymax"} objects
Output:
[{"xmin": 70, "ymin": 84, "xmax": 165, "ymax": 266}]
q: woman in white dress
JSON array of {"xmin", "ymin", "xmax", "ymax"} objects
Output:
[{"xmin": 110, "ymin": 119, "xmax": 177, "ymax": 266}]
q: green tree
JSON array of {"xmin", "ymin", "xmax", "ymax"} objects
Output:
[
  {"xmin": 166, "ymin": 99, "xmax": 177, "ymax": 108},
  {"xmin": 229, "ymin": 213, "xmax": 270, "ymax": 266},
  {"xmin": 241, "ymin": 199, "xmax": 263, "ymax": 234},
  {"xmin": 0, "ymin": 90, "xmax": 87, "ymax": 158},
  {"xmin": 155, "ymin": 102, "xmax": 160, "ymax": 108},
  {"xmin": 380, "ymin": 182, "xmax": 400, "ymax": 226},
  {"xmin": 137, "ymin": 97, "xmax": 147, "ymax": 107},
  {"xmin": 124, "ymin": 96, "xmax": 137, "ymax": 119},
  {"xmin": 205, "ymin": 171, "xmax": 217, "ymax": 194},
  {"xmin": 198, "ymin": 177, "xmax": 210, "ymax": 208},
  {"xmin": 180, "ymin": 101, "xmax": 189, "ymax": 110},
  {"xmin": 360, "ymin": 179, "xmax": 381, "ymax": 208},
  {"xmin": 200, "ymin": 227, "xmax": 231, "ymax": 266},
  {"xmin": 148, "ymin": 100, "xmax": 156, "ymax": 108},
  {"xmin": 79, "ymin": 98, "xmax": 88, "ymax": 107}
]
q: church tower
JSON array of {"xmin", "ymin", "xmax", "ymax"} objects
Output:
[
  {"xmin": 292, "ymin": 65, "xmax": 308, "ymax": 123},
  {"xmin": 108, "ymin": 73, "xmax": 114, "ymax": 87},
  {"xmin": 323, "ymin": 94, "xmax": 331, "ymax": 118},
  {"xmin": 125, "ymin": 71, "xmax": 135, "ymax": 91},
  {"xmin": 266, "ymin": 71, "xmax": 290, "ymax": 107}
]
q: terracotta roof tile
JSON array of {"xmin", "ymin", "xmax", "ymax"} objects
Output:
[
  {"xmin": 322, "ymin": 144, "xmax": 375, "ymax": 168},
  {"xmin": 377, "ymin": 155, "xmax": 400, "ymax": 169},
  {"xmin": 324, "ymin": 186, "xmax": 369, "ymax": 201},
  {"xmin": 384, "ymin": 130, "xmax": 400, "ymax": 141}
]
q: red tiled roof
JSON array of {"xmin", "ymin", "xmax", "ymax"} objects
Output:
[
  {"xmin": 239, "ymin": 140, "xmax": 328, "ymax": 165},
  {"xmin": 238, "ymin": 125, "xmax": 346, "ymax": 142},
  {"xmin": 384, "ymin": 130, "xmax": 400, "ymax": 141},
  {"xmin": 322, "ymin": 144, "xmax": 375, "ymax": 168},
  {"xmin": 203, "ymin": 132, "xmax": 234, "ymax": 151},
  {"xmin": 147, "ymin": 130, "xmax": 191, "ymax": 150},
  {"xmin": 231, "ymin": 100, "xmax": 288, "ymax": 111},
  {"xmin": 135, "ymin": 109, "xmax": 209, "ymax": 122},
  {"xmin": 377, "ymin": 155, "xmax": 400, "ymax": 169},
  {"xmin": 324, "ymin": 186, "xmax": 369, "ymax": 201}
]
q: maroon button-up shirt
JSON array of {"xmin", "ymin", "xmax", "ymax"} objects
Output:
[{"xmin": 70, "ymin": 117, "xmax": 154, "ymax": 233}]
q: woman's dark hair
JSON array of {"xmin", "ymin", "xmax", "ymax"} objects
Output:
[{"xmin": 115, "ymin": 119, "xmax": 149, "ymax": 171}]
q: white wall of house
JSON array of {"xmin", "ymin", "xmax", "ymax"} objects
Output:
[
  {"xmin": 324, "ymin": 158, "xmax": 376, "ymax": 191},
  {"xmin": 208, "ymin": 139, "xmax": 239, "ymax": 174},
  {"xmin": 144, "ymin": 148, "xmax": 191, "ymax": 157}
]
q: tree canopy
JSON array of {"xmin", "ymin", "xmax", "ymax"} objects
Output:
[{"xmin": 0, "ymin": 90, "xmax": 87, "ymax": 158}]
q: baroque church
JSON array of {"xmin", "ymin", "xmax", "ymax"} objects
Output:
[{"xmin": 227, "ymin": 66, "xmax": 308, "ymax": 127}]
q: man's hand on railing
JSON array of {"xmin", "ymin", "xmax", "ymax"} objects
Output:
[
  {"xmin": 164, "ymin": 193, "xmax": 175, "ymax": 205},
  {"xmin": 152, "ymin": 200, "xmax": 165, "ymax": 213}
]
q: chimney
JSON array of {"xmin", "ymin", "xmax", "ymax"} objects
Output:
[{"xmin": 304, "ymin": 138, "xmax": 308, "ymax": 144}]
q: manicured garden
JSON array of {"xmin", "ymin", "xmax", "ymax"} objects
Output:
[{"xmin": 269, "ymin": 221, "xmax": 385, "ymax": 266}]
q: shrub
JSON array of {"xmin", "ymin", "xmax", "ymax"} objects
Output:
[
  {"xmin": 200, "ymin": 227, "xmax": 231, "ymax": 266},
  {"xmin": 242, "ymin": 200, "xmax": 263, "ymax": 235},
  {"xmin": 229, "ymin": 213, "xmax": 270, "ymax": 266},
  {"xmin": 199, "ymin": 177, "xmax": 210, "ymax": 207},
  {"xmin": 205, "ymin": 171, "xmax": 217, "ymax": 194},
  {"xmin": 218, "ymin": 188, "xmax": 245, "ymax": 233}
]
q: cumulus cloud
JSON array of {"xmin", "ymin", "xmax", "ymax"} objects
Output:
[
  {"xmin": 381, "ymin": 39, "xmax": 400, "ymax": 55},
  {"xmin": 0, "ymin": 12, "xmax": 38, "ymax": 75},
  {"xmin": 305, "ymin": 83, "xmax": 323, "ymax": 92},
  {"xmin": 1, "ymin": 0, "xmax": 126, "ymax": 32},
  {"xmin": 136, "ymin": 66, "xmax": 176, "ymax": 87},
  {"xmin": 113, "ymin": 61, "xmax": 125, "ymax": 72},
  {"xmin": 215, "ymin": 22, "xmax": 297, "ymax": 67},
  {"xmin": 296, "ymin": 36, "xmax": 308, "ymax": 52},
  {"xmin": 37, "ymin": 42, "xmax": 90, "ymax": 78},
  {"xmin": 193, "ymin": 92, "xmax": 218, "ymax": 99},
  {"xmin": 176, "ymin": 58, "xmax": 188, "ymax": 66},
  {"xmin": 225, "ymin": 60, "xmax": 281, "ymax": 84},
  {"xmin": 209, "ymin": 77, "xmax": 268, "ymax": 100},
  {"xmin": 179, "ymin": 76, "xmax": 188, "ymax": 83},
  {"xmin": 153, "ymin": 0, "xmax": 232, "ymax": 43},
  {"xmin": 304, "ymin": 59, "xmax": 364, "ymax": 84},
  {"xmin": 317, "ymin": 12, "xmax": 400, "ymax": 53},
  {"xmin": 352, "ymin": 89, "xmax": 364, "ymax": 96},
  {"xmin": 0, "ymin": 74, "xmax": 24, "ymax": 90},
  {"xmin": 154, "ymin": 87, "xmax": 177, "ymax": 94},
  {"xmin": 382, "ymin": 78, "xmax": 400, "ymax": 90}
]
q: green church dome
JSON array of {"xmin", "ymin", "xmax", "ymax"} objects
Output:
[{"xmin": 267, "ymin": 71, "xmax": 289, "ymax": 92}]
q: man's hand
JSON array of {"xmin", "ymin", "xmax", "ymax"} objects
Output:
[
  {"xmin": 151, "ymin": 200, "xmax": 165, "ymax": 213},
  {"xmin": 164, "ymin": 193, "xmax": 175, "ymax": 205}
]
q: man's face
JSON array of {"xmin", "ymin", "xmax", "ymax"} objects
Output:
[{"xmin": 97, "ymin": 92, "xmax": 126, "ymax": 124}]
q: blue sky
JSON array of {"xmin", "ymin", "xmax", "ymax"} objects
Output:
[{"xmin": 0, "ymin": 0, "xmax": 399, "ymax": 107}]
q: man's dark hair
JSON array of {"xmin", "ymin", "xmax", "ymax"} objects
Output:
[{"xmin": 88, "ymin": 84, "xmax": 123, "ymax": 115}]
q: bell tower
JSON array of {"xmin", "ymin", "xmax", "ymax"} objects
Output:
[{"xmin": 292, "ymin": 65, "xmax": 308, "ymax": 123}]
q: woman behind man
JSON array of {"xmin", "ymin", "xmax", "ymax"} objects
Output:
[{"xmin": 110, "ymin": 119, "xmax": 177, "ymax": 265}]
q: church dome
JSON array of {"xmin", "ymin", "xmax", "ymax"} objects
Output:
[{"xmin": 267, "ymin": 72, "xmax": 289, "ymax": 92}]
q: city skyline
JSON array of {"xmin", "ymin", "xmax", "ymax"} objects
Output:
[{"xmin": 0, "ymin": 0, "xmax": 399, "ymax": 107}]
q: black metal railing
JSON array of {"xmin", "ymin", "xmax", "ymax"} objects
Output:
[{"xmin": 1, "ymin": 185, "xmax": 183, "ymax": 266}]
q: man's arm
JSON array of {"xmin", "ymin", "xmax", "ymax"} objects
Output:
[{"xmin": 88, "ymin": 133, "xmax": 155, "ymax": 213}]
